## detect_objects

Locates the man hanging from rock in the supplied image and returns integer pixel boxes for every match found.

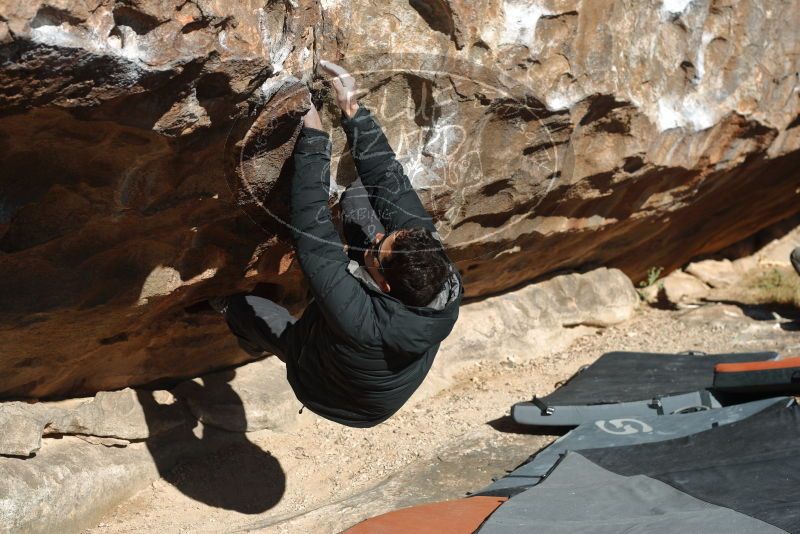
[211,60,463,427]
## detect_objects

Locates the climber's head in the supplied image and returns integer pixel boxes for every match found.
[364,227,450,306]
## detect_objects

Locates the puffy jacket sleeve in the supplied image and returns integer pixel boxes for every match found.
[340,105,438,234]
[291,126,374,343]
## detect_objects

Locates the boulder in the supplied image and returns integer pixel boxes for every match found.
[0,403,46,457]
[417,267,639,398]
[0,0,317,399]
[677,303,749,328]
[747,226,800,266]
[0,437,160,534]
[0,400,82,457]
[2,268,636,455]
[685,259,744,288]
[0,421,282,534]
[659,270,710,307]
[1,0,799,398]
[173,357,301,432]
[48,388,187,440]
[0,388,190,457]
[168,268,640,428]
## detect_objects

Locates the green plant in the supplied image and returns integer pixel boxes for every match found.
[754,268,785,291]
[638,266,664,288]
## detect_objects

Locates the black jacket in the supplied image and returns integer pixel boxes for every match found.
[286,104,463,427]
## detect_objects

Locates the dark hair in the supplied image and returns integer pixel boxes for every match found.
[382,227,449,307]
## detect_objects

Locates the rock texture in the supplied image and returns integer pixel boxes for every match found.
[643,220,800,308]
[0,437,161,534]
[0,403,47,457]
[415,266,639,400]
[0,0,317,398]
[1,0,799,398]
[0,388,188,457]
[171,266,639,427]
[686,258,745,288]
[173,357,300,432]
[0,423,286,534]
[0,266,637,533]
[659,270,710,306]
[258,429,535,534]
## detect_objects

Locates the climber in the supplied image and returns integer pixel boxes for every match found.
[211,60,463,428]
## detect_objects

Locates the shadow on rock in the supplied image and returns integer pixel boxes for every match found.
[136,372,285,514]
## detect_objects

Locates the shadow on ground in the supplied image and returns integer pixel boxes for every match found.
[486,415,569,437]
[136,372,285,514]
[705,300,800,333]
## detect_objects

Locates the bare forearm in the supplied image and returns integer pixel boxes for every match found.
[319,60,358,118]
[302,104,323,130]
[342,100,358,118]
[317,58,435,232]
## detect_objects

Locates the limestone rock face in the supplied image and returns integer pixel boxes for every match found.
[0,388,190,457]
[415,267,640,400]
[685,258,745,288]
[48,387,188,440]
[0,437,160,533]
[0,403,47,456]
[1,0,799,398]
[660,269,710,306]
[1,0,317,398]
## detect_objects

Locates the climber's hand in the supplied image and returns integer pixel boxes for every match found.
[318,60,359,118]
[302,104,322,130]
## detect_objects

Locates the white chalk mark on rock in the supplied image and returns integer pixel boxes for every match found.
[500,0,551,47]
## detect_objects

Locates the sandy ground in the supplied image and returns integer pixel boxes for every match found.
[84,302,800,534]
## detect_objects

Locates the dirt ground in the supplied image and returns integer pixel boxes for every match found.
[84,301,800,534]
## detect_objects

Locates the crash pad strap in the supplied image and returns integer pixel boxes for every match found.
[531,396,554,416]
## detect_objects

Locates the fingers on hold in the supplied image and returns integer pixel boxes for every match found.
[331,77,345,91]
[320,60,346,76]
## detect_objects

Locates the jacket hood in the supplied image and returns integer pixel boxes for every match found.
[348,261,463,354]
